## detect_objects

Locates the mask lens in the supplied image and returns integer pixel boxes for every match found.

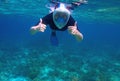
[54,13,67,23]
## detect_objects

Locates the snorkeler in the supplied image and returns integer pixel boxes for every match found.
[49,0,88,10]
[30,3,83,46]
[71,0,88,6]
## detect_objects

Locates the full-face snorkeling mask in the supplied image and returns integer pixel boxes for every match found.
[53,3,70,29]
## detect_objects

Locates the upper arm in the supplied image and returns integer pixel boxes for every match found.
[68,16,75,26]
[67,16,80,30]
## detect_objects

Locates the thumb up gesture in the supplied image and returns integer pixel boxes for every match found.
[68,22,78,35]
[38,19,46,32]
[68,22,83,41]
[30,19,46,35]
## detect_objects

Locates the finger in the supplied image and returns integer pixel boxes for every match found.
[40,28,45,32]
[74,21,77,26]
[31,26,36,30]
[43,24,46,27]
[68,26,73,30]
[43,26,46,30]
[72,30,76,35]
[40,18,42,23]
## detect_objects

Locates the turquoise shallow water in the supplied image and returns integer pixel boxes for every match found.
[0,0,120,81]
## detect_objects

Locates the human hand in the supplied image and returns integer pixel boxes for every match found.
[38,19,46,32]
[68,22,83,41]
[30,19,46,35]
[68,22,78,35]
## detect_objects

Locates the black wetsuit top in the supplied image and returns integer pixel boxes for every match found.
[41,12,75,31]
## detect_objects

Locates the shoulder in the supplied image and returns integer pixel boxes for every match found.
[69,15,75,21]
[68,15,75,25]
[42,13,53,24]
[43,12,53,18]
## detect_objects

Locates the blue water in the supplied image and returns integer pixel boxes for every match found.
[0,0,120,81]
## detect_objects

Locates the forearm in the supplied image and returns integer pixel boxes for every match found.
[68,22,83,41]
[74,30,83,41]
